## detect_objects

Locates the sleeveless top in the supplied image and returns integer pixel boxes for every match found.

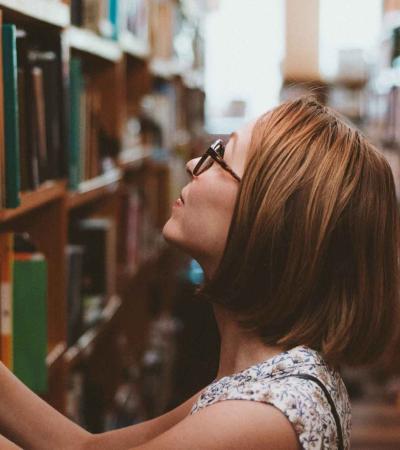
[189,345,351,450]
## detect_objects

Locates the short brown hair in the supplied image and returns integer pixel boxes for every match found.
[197,97,400,367]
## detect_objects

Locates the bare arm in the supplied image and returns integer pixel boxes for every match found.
[0,361,205,450]
[126,400,301,450]
[0,362,90,450]
[85,389,205,450]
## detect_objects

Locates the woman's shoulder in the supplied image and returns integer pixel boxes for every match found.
[190,345,351,449]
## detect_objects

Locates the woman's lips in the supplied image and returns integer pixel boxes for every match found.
[173,198,184,207]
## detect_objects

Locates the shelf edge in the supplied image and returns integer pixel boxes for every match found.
[0,0,70,27]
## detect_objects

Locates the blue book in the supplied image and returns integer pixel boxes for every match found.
[109,0,119,41]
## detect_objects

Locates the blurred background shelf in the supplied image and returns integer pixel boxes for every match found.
[65,26,122,62]
[0,0,69,28]
[119,31,150,61]
[118,148,150,171]
[46,342,67,370]
[149,58,183,80]
[67,169,122,210]
[64,295,122,370]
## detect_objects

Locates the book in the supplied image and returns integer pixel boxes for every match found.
[0,233,14,370]
[71,0,84,27]
[27,50,63,181]
[86,85,101,180]
[66,245,84,346]
[75,218,116,299]
[109,0,119,41]
[82,0,100,33]
[79,79,87,182]
[17,67,30,191]
[13,250,48,393]
[0,11,5,208]
[2,24,21,208]
[15,29,39,190]
[68,218,116,334]
[120,186,141,273]
[30,66,48,184]
[69,56,83,190]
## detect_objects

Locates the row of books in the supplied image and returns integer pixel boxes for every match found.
[0,17,121,208]
[68,185,162,347]
[366,85,400,148]
[70,0,204,67]
[71,0,148,43]
[0,16,67,208]
[0,232,48,393]
[118,183,163,275]
[69,56,115,190]
[67,217,116,346]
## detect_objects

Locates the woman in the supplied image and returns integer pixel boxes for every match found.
[0,97,398,449]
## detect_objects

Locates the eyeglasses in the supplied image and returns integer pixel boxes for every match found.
[192,139,241,182]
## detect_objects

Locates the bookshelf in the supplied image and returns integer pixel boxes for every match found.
[65,26,122,62]
[0,0,206,428]
[0,180,65,223]
[119,30,150,60]
[0,0,69,28]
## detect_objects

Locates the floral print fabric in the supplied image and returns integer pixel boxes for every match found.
[189,346,351,449]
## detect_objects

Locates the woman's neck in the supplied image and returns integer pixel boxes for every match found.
[212,303,284,381]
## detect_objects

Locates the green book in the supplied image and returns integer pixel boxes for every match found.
[13,254,47,393]
[2,24,20,208]
[69,56,83,190]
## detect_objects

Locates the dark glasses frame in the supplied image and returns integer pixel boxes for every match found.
[192,139,241,182]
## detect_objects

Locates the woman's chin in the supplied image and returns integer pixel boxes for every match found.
[162,220,182,247]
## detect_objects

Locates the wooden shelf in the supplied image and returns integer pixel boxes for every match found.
[67,168,122,210]
[0,0,70,28]
[46,341,67,370]
[182,69,204,90]
[64,295,122,369]
[65,26,123,62]
[119,32,150,60]
[119,147,150,171]
[0,180,66,225]
[149,58,183,80]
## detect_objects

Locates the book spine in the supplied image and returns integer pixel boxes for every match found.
[0,233,14,370]
[79,79,87,182]
[31,66,48,184]
[17,67,30,191]
[109,0,119,41]
[2,24,20,208]
[13,252,48,393]
[0,11,5,208]
[69,57,83,190]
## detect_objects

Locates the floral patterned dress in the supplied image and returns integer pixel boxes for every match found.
[189,345,351,449]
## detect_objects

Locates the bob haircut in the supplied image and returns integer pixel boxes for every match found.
[196,96,400,367]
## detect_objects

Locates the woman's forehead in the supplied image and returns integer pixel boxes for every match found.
[229,120,253,145]
[226,121,255,172]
